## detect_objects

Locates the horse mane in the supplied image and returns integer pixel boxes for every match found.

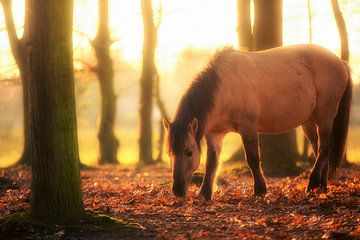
[168,47,234,155]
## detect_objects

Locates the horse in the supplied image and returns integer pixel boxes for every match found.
[163,44,353,200]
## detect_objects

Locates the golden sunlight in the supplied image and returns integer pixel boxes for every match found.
[0,0,360,167]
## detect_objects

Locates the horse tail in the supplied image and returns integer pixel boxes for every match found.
[330,61,353,175]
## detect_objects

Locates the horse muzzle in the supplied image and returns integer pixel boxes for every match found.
[172,181,187,198]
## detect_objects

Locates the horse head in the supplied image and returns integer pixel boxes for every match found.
[163,118,201,197]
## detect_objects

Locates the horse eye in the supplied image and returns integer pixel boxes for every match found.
[184,149,193,157]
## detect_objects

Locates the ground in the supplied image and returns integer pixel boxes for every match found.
[0,164,360,239]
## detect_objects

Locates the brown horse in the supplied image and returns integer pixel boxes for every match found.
[163,44,352,200]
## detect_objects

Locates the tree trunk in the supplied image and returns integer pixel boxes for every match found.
[28,0,84,223]
[139,0,156,164]
[301,0,312,163]
[307,0,313,44]
[331,0,350,167]
[237,0,253,51]
[1,0,31,165]
[331,0,349,61]
[227,0,253,164]
[253,0,300,176]
[154,70,168,162]
[93,0,119,165]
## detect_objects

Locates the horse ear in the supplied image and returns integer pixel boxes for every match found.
[189,118,198,135]
[163,118,170,132]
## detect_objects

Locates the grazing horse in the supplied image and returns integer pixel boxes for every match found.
[163,44,352,200]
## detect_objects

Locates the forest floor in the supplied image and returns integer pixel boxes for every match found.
[0,163,360,239]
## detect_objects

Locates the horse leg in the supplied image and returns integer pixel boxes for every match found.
[199,133,224,200]
[240,128,267,195]
[320,162,329,191]
[306,125,332,193]
[302,117,318,158]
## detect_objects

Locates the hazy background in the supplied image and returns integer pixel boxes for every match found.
[1,0,360,167]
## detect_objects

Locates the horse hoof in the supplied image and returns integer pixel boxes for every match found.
[254,183,267,196]
[319,185,328,193]
[198,190,212,200]
[254,189,267,196]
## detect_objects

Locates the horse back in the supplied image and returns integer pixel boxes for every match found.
[209,45,347,134]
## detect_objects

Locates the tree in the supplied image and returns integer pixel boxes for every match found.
[154,69,169,162]
[253,0,300,176]
[237,0,253,51]
[302,0,313,162]
[331,0,349,61]
[232,0,300,175]
[28,0,84,222]
[139,0,157,164]
[226,0,253,164]
[93,0,119,165]
[1,0,31,165]
[331,0,350,167]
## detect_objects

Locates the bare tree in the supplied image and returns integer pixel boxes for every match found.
[237,0,253,51]
[139,0,157,164]
[302,0,313,162]
[307,0,313,44]
[331,0,349,61]
[232,0,300,175]
[0,0,31,165]
[331,0,350,167]
[253,0,300,176]
[93,0,119,165]
[28,0,84,222]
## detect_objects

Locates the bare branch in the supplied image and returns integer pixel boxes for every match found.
[73,28,94,46]
[331,0,349,61]
[153,68,169,119]
[307,0,312,44]
[0,0,25,65]
[73,58,97,73]
[154,0,163,30]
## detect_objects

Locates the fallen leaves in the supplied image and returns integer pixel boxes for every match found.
[0,164,359,239]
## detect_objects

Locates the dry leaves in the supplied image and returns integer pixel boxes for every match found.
[0,164,359,239]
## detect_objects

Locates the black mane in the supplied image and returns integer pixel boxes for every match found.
[168,48,233,155]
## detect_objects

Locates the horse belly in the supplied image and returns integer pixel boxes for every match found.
[256,74,316,133]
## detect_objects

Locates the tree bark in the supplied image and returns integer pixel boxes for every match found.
[301,0,312,162]
[331,0,350,167]
[253,0,300,176]
[331,0,349,61]
[307,0,313,44]
[93,0,119,165]
[227,0,253,164]
[139,0,156,164]
[28,0,84,223]
[1,0,31,165]
[154,70,168,162]
[237,0,253,51]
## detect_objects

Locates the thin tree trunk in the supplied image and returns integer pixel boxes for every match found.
[28,0,84,222]
[139,0,156,164]
[93,0,119,165]
[1,0,31,165]
[227,0,253,164]
[253,0,300,176]
[302,0,312,162]
[307,0,313,44]
[237,0,253,51]
[154,70,168,162]
[331,0,349,61]
[331,0,350,167]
